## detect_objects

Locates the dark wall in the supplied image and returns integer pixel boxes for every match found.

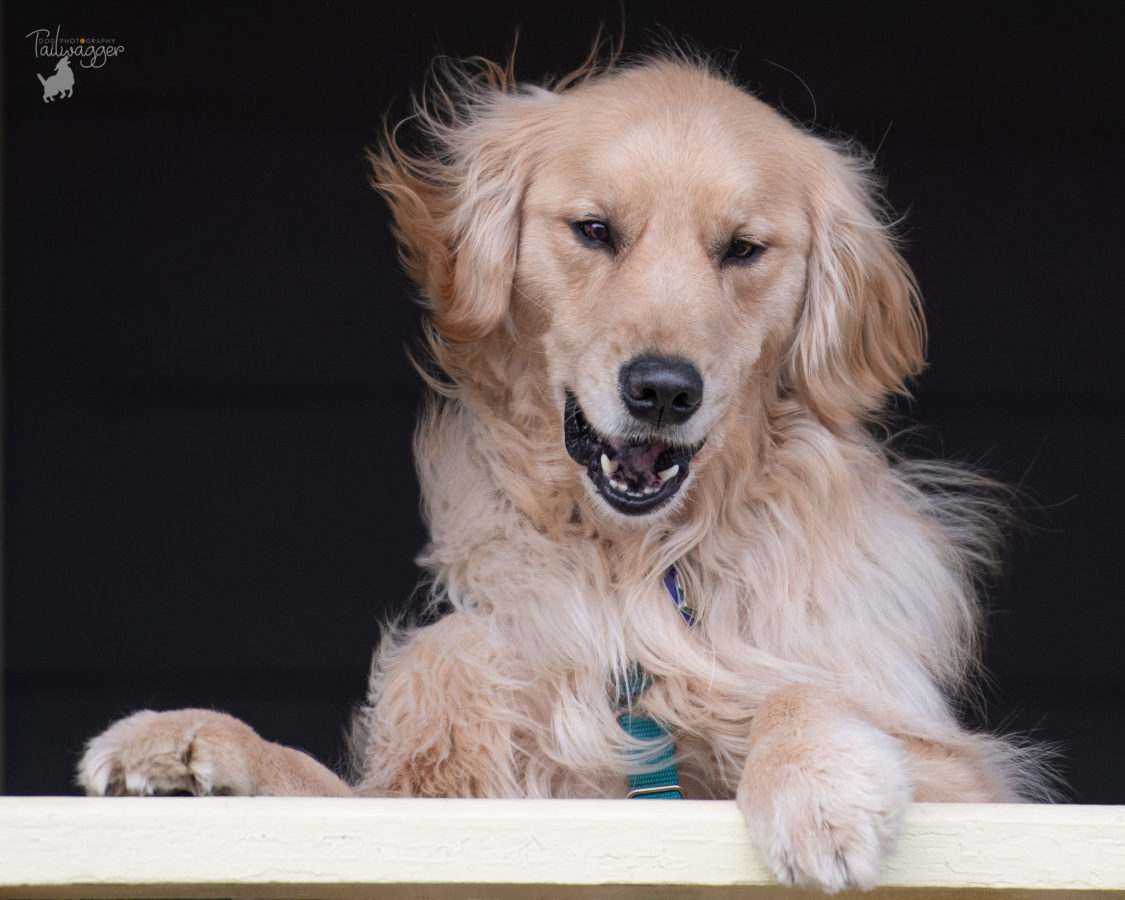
[4,2,1123,801]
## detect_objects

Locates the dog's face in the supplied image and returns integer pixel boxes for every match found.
[514,68,818,519]
[374,58,925,526]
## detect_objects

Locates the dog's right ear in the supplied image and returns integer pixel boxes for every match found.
[369,60,555,344]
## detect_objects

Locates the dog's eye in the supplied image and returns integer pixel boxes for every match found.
[574,219,614,249]
[724,238,762,264]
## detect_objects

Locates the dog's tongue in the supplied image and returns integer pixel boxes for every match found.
[611,440,665,474]
[604,437,671,488]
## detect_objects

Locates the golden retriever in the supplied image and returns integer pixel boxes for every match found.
[79,50,1042,892]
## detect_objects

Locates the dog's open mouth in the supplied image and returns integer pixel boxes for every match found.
[563,393,703,515]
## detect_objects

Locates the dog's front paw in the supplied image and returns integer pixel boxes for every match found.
[738,688,910,893]
[78,709,261,796]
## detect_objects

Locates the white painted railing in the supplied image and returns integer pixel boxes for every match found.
[1,797,1123,898]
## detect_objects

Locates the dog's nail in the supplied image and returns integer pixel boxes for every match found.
[658,464,680,482]
[600,453,620,475]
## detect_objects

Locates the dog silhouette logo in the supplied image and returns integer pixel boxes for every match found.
[37,55,74,102]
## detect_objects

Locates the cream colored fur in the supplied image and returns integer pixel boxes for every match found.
[79,52,1043,893]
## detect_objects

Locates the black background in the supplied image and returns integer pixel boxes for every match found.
[4,2,1124,802]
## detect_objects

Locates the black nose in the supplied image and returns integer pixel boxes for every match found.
[618,354,704,426]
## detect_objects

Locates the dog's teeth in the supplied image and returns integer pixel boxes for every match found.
[611,477,627,491]
[657,464,680,482]
[600,453,620,475]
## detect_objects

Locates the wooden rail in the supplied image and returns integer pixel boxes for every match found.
[1,797,1123,898]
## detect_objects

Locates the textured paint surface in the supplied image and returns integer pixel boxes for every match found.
[0,799,1123,898]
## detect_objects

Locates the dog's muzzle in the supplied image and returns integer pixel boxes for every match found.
[564,355,705,516]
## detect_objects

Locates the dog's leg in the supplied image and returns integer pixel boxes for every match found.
[737,683,910,893]
[78,708,354,797]
[354,614,536,798]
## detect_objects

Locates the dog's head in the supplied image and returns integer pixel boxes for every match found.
[372,55,923,524]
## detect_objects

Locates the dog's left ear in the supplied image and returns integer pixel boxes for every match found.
[370,64,554,344]
[785,144,926,427]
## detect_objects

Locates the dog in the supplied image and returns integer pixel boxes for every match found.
[38,56,75,102]
[79,49,1045,892]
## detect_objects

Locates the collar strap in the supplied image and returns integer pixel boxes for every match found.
[620,711,682,799]
[620,567,692,800]
[663,565,696,627]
